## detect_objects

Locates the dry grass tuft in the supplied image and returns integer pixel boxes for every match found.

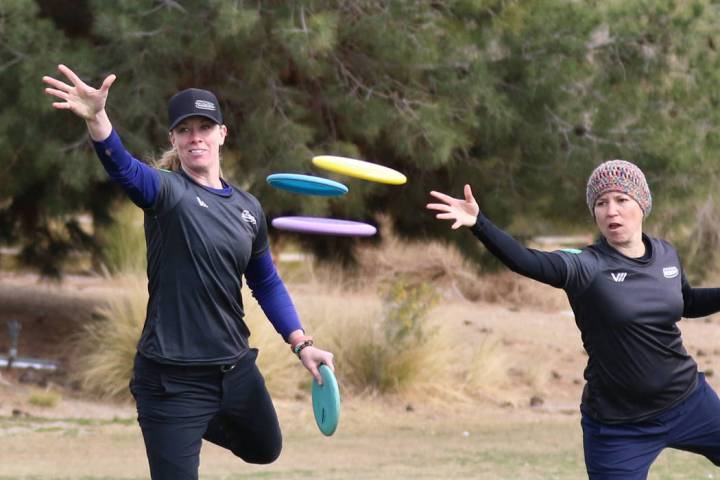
[245,279,467,401]
[71,276,146,400]
[67,274,550,406]
[242,296,305,398]
[244,281,453,399]
[97,201,146,276]
[353,216,475,292]
[467,272,569,312]
[27,388,61,408]
[462,335,511,397]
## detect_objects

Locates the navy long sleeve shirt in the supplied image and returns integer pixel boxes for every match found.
[471,213,720,423]
[92,130,301,362]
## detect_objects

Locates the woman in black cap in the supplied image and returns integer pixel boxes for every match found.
[427,162,720,480]
[43,64,334,479]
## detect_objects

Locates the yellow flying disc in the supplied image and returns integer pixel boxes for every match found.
[312,155,407,185]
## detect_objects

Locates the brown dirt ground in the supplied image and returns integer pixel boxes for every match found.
[3,269,720,419]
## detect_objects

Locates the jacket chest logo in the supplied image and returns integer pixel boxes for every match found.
[663,266,679,279]
[611,272,627,282]
[241,210,257,225]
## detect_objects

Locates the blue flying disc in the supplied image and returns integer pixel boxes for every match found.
[312,364,340,436]
[267,173,348,197]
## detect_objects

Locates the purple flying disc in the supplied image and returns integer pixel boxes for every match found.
[271,216,377,236]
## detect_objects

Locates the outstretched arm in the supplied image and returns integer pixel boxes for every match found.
[427,184,567,288]
[43,65,159,208]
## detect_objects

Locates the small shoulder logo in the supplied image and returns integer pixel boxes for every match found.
[663,266,679,279]
[196,196,209,208]
[611,272,627,282]
[241,210,257,225]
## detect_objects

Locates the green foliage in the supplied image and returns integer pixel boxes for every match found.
[2,0,720,275]
[381,279,439,346]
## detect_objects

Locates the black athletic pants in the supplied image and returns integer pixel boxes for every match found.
[129,349,282,479]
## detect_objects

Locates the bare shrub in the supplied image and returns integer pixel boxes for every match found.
[320,279,455,397]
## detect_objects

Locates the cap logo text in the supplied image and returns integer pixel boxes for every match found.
[195,100,216,111]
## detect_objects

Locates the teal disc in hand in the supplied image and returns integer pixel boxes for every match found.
[312,364,340,436]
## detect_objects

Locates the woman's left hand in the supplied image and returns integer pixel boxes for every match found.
[298,346,335,385]
[427,184,480,229]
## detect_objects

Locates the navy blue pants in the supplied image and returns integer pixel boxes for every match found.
[582,373,720,479]
[129,349,282,480]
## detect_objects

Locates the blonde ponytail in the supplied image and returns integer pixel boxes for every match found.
[154,148,182,172]
[152,148,224,178]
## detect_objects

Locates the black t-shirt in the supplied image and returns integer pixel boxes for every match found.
[471,214,720,423]
[137,170,269,365]
[559,235,697,422]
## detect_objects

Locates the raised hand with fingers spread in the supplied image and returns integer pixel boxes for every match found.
[42,64,116,140]
[426,184,480,229]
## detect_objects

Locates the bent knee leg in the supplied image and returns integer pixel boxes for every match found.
[230,429,282,464]
[237,442,282,464]
[205,414,282,464]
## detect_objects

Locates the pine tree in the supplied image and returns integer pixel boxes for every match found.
[1,1,719,275]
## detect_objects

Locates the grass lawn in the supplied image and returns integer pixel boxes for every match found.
[1,399,718,479]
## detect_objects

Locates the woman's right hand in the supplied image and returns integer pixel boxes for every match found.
[42,64,116,122]
[426,184,481,229]
[43,64,116,140]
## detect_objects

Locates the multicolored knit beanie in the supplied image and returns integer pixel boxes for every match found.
[586,160,652,217]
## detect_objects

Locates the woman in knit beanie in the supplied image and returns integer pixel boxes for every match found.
[584,159,652,258]
[427,161,720,479]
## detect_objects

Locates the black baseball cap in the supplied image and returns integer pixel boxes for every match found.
[167,88,223,131]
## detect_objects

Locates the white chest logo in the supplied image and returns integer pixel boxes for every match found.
[611,272,627,282]
[241,210,257,225]
[196,196,209,208]
[663,266,679,279]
